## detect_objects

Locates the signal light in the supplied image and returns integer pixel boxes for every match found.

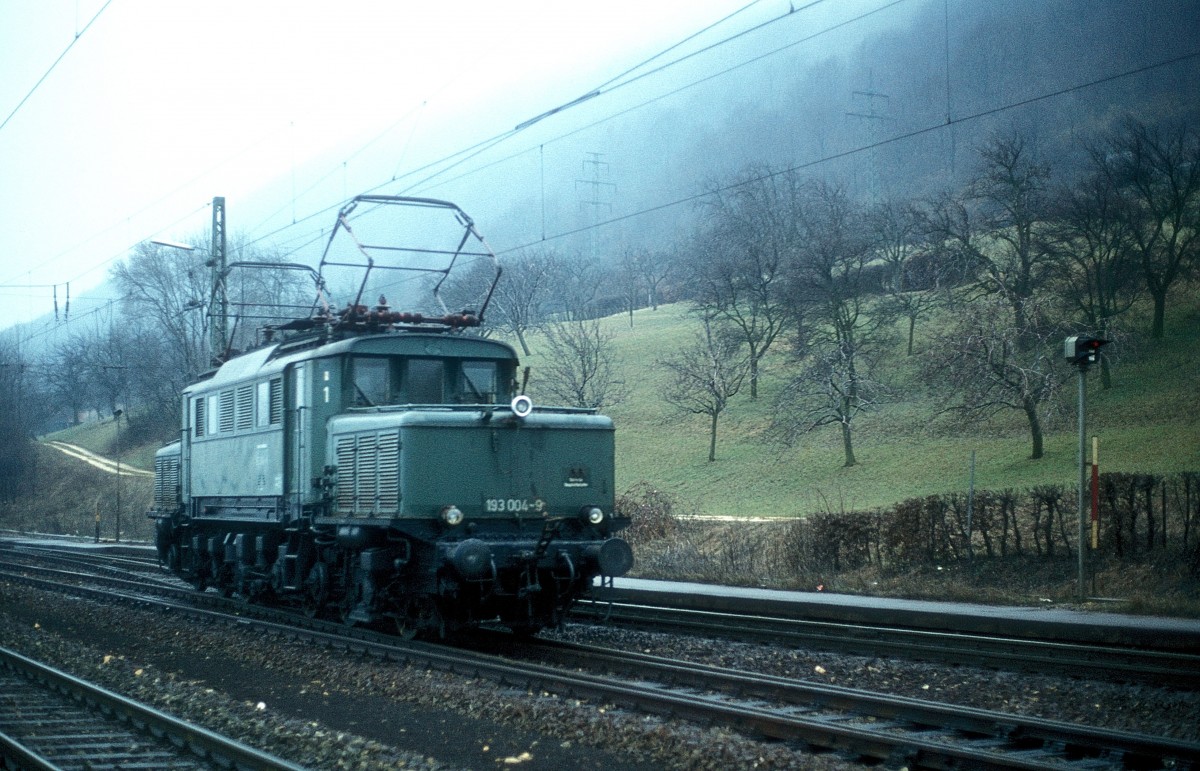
[1064,335,1109,366]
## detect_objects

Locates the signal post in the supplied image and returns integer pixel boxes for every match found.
[1064,335,1108,601]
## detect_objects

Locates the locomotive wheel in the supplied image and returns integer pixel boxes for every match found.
[165,544,181,573]
[302,562,330,618]
[391,598,444,641]
[213,560,234,598]
[391,614,419,641]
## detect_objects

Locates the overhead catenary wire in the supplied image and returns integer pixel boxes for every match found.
[5,2,1196,337]
[0,0,114,134]
[0,1,875,300]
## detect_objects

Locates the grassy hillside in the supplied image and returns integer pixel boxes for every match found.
[32,292,1199,529]
[520,296,1200,518]
[3,442,154,542]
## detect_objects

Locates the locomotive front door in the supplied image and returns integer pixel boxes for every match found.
[287,363,308,508]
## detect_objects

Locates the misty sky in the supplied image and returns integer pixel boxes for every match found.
[2,0,1195,344]
[0,0,784,333]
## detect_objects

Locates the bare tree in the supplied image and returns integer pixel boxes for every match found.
[778,180,877,467]
[612,251,644,327]
[487,249,558,355]
[0,340,40,502]
[916,133,1066,460]
[76,322,134,418]
[1095,118,1200,339]
[626,247,674,311]
[551,251,605,320]
[111,241,211,377]
[691,165,798,399]
[658,315,749,462]
[768,342,884,468]
[922,295,1065,460]
[867,199,944,356]
[1048,167,1140,389]
[42,333,95,426]
[535,318,626,409]
[922,132,1057,344]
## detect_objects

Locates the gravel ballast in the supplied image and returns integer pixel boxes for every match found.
[1,580,1197,769]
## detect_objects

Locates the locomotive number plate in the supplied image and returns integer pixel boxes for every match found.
[484,498,546,514]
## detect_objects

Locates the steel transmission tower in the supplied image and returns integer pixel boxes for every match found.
[576,152,614,262]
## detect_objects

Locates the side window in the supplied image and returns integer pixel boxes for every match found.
[256,381,271,427]
[351,357,390,406]
[207,394,220,436]
[459,361,498,404]
[406,359,444,403]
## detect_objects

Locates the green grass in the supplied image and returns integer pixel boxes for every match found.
[42,293,1200,522]
[45,418,159,472]
[522,295,1200,518]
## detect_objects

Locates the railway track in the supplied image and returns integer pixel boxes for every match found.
[3,548,1198,769]
[478,633,1200,770]
[9,539,1199,692]
[570,599,1200,688]
[0,646,303,771]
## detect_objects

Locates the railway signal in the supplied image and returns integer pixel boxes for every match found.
[1065,334,1109,600]
[1064,335,1108,367]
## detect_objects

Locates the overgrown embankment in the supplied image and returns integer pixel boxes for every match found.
[0,442,153,542]
[619,475,1200,614]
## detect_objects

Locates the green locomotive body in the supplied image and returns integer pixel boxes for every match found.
[149,197,631,637]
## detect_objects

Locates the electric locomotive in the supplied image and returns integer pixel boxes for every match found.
[148,196,632,637]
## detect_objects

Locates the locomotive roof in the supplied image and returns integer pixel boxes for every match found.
[188,331,518,393]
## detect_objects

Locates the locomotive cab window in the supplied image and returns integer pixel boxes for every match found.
[350,356,391,406]
[457,360,501,404]
[405,358,444,403]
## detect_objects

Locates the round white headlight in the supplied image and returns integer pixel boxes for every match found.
[585,506,604,525]
[511,394,533,418]
[441,505,464,526]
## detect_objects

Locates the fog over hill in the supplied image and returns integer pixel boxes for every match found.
[5,0,1197,356]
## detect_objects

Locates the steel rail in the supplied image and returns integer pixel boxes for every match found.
[4,565,1198,769]
[0,646,306,771]
[570,600,1200,688]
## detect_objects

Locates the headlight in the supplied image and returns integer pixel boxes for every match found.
[582,506,604,525]
[441,505,464,526]
[511,394,533,417]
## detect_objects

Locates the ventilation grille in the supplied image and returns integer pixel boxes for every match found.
[218,390,235,433]
[235,385,254,430]
[334,430,401,516]
[154,454,181,509]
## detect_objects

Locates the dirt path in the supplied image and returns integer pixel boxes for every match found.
[43,440,153,477]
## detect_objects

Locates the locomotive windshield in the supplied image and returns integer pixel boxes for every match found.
[459,360,499,403]
[348,355,508,406]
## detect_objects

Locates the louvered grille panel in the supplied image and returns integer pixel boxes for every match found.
[333,431,401,517]
[268,378,283,424]
[154,455,180,508]
[335,437,357,513]
[218,390,235,433]
[194,399,205,437]
[356,434,378,515]
[376,431,400,513]
[235,385,254,430]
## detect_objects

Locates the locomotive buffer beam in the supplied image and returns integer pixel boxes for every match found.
[516,518,568,599]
